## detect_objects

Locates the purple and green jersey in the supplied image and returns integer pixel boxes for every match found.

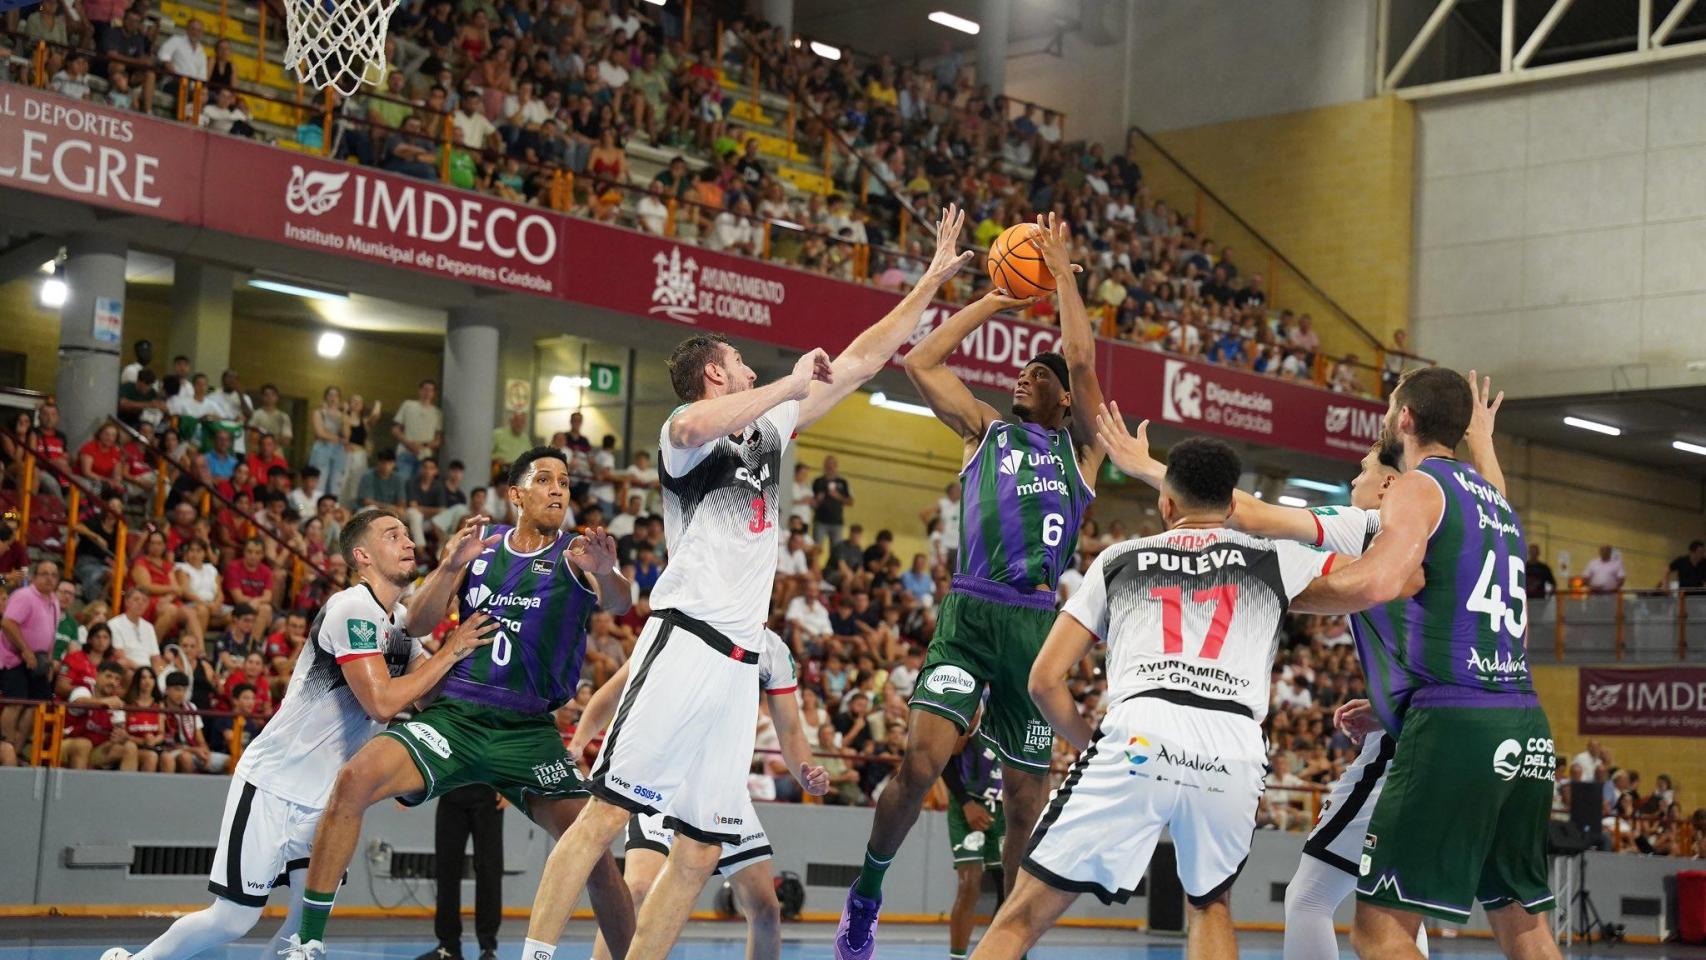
[1357,457,1537,735]
[957,421,1093,598]
[451,526,598,714]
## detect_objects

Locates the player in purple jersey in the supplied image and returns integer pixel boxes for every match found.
[837,214,1105,959]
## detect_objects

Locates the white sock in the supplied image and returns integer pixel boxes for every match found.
[135,899,262,960]
[260,870,309,960]
[1283,855,1356,960]
[522,939,556,960]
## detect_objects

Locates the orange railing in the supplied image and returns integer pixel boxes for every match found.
[1538,586,1706,662]
[2,697,266,769]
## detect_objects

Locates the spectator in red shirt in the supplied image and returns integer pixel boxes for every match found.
[61,661,137,770]
[129,529,202,644]
[124,665,167,773]
[164,501,199,556]
[263,609,307,681]
[0,521,28,590]
[224,538,274,623]
[245,433,288,485]
[214,489,257,560]
[57,621,114,699]
[222,650,273,717]
[33,402,73,499]
[122,421,160,494]
[216,460,256,503]
[77,421,126,495]
[159,669,226,775]
[2,410,64,502]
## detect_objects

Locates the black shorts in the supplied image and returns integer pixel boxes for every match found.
[0,664,51,701]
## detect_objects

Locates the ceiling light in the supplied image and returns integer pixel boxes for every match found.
[1674,439,1706,457]
[1277,494,1308,508]
[38,259,55,274]
[928,11,980,34]
[641,0,666,6]
[550,375,591,396]
[870,391,933,417]
[249,277,349,302]
[1563,416,1621,437]
[1286,478,1343,494]
[809,41,841,60]
[316,332,346,358]
[39,277,67,308]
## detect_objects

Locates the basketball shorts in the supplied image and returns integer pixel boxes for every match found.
[381,697,588,813]
[911,579,1058,772]
[1024,692,1265,906]
[624,802,773,877]
[589,609,761,845]
[946,796,1005,868]
[1303,730,1396,876]
[1356,703,1556,922]
[208,777,320,908]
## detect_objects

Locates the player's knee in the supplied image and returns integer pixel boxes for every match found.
[209,899,264,939]
[625,875,654,907]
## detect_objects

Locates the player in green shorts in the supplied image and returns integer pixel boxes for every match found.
[1300,368,1561,960]
[945,718,1005,960]
[283,449,636,960]
[838,215,1105,959]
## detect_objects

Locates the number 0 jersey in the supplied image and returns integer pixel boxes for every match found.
[1063,528,1335,721]
[958,421,1093,593]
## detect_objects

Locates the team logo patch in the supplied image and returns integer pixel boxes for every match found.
[471,559,487,575]
[923,666,976,696]
[347,619,379,651]
[1492,739,1523,781]
[999,448,1024,477]
[405,722,452,759]
[1359,854,1372,876]
[1123,735,1151,768]
[532,558,555,575]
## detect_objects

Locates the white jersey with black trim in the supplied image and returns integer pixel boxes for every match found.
[758,627,798,695]
[1308,505,1381,558]
[649,399,799,638]
[1063,527,1335,721]
[235,583,422,808]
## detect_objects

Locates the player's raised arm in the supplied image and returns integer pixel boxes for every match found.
[342,612,497,723]
[669,348,833,449]
[567,660,628,765]
[1464,369,1506,497]
[1033,214,1104,478]
[767,688,829,796]
[1095,401,1320,544]
[405,514,499,636]
[566,528,632,616]
[1292,471,1443,614]
[796,204,977,430]
[904,290,1036,441]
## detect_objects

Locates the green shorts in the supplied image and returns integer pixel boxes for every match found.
[381,697,588,813]
[947,797,1005,868]
[910,585,1057,771]
[1356,703,1557,923]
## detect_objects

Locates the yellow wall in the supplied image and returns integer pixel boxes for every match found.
[1533,664,1702,810]
[1130,96,1415,359]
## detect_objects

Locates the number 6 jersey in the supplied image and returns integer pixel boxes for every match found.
[958,421,1093,592]
[1063,527,1335,721]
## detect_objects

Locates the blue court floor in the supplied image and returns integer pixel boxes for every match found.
[1,919,1699,959]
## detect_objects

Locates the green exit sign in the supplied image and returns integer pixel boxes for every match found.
[589,362,621,395]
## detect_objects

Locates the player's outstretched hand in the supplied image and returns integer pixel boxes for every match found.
[799,761,830,797]
[442,514,499,568]
[981,287,1043,312]
[566,527,619,575]
[1093,401,1152,476]
[1466,368,1503,445]
[1333,697,1381,746]
[445,612,499,660]
[788,347,833,399]
[567,731,596,775]
[922,203,976,286]
[1032,211,1083,281]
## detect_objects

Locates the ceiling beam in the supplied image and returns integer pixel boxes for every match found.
[1385,0,1461,91]
[1515,0,1577,69]
[1655,0,1700,45]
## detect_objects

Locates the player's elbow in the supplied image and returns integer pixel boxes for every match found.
[1026,666,1059,705]
[602,592,633,616]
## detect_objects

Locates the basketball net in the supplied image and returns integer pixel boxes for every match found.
[284,0,401,96]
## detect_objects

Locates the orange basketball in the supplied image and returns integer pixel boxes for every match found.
[986,223,1057,300]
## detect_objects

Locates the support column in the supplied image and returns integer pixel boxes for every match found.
[169,260,235,377]
[443,306,501,484]
[760,0,793,38]
[977,0,1010,95]
[56,233,127,446]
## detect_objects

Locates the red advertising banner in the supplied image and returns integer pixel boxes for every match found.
[0,85,203,222]
[1579,666,1706,737]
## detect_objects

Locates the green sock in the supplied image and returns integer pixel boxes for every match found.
[297,888,337,943]
[853,847,893,899]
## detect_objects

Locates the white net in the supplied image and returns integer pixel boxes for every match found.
[284,0,402,96]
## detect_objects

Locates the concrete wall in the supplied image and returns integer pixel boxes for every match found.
[0,768,1687,941]
[1411,60,1706,398]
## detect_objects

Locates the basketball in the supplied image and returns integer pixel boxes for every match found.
[986,223,1056,300]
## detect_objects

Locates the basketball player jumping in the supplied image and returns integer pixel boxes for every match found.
[103,508,497,960]
[836,214,1103,959]
[282,448,638,960]
[1279,367,1560,960]
[520,206,975,960]
[1093,371,1507,959]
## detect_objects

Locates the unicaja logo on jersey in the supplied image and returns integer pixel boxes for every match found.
[1161,360,1203,422]
[1492,739,1523,781]
[998,449,1024,477]
[466,584,494,608]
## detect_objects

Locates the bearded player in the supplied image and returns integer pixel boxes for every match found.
[836,214,1104,959]
[281,448,637,960]
[1094,372,1507,959]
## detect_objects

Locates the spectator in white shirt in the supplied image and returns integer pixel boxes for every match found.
[777,531,810,579]
[621,451,660,514]
[636,179,670,235]
[710,198,758,255]
[108,589,164,673]
[199,85,254,137]
[607,494,645,539]
[452,95,501,153]
[157,18,208,82]
[1272,667,1313,711]
[1104,191,1137,226]
[1582,546,1626,594]
[595,46,630,88]
[785,586,832,642]
[51,52,93,100]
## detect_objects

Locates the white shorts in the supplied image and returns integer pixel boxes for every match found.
[590,610,762,844]
[1303,729,1394,875]
[1024,694,1266,906]
[208,776,321,907]
[625,802,773,877]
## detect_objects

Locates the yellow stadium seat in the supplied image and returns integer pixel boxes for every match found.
[729,99,772,126]
[778,166,831,195]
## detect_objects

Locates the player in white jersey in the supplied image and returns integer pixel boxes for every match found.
[1091,374,1506,960]
[102,508,497,960]
[577,629,827,960]
[522,206,974,960]
[969,438,1339,960]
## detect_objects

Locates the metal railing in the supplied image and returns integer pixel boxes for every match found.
[1535,588,1706,663]
[1,696,266,769]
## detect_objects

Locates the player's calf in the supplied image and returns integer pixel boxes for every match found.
[1485,903,1562,960]
[1185,894,1237,960]
[1351,903,1427,960]
[967,870,1074,960]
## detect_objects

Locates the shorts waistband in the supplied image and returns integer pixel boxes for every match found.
[1120,687,1254,720]
[655,608,759,664]
[1409,685,1540,711]
[441,677,552,715]
[950,575,1059,611]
